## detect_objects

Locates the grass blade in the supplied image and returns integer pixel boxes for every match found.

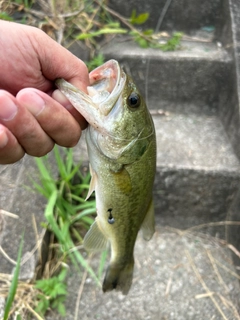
[3,234,24,320]
[35,157,56,195]
[70,248,100,286]
[54,146,67,179]
[98,250,108,279]
[44,190,65,243]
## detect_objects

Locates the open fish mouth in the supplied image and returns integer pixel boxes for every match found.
[55,60,126,120]
[87,59,126,116]
[88,60,121,99]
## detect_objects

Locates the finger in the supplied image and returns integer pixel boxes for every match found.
[0,90,54,157]
[0,124,25,164]
[16,88,82,146]
[52,89,88,130]
[32,28,90,92]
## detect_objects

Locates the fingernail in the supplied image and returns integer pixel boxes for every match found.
[0,94,18,121]
[22,91,45,116]
[0,125,8,148]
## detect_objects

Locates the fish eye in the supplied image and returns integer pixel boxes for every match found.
[127,92,141,109]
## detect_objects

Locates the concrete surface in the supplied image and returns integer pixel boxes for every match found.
[0,157,46,276]
[47,224,240,320]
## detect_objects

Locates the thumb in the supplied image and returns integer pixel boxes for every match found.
[34,30,90,92]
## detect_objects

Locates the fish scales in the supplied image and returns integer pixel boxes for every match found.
[56,59,156,295]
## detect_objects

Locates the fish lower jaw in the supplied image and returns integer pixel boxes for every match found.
[102,261,134,295]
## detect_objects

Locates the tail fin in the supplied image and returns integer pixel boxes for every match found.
[102,261,134,295]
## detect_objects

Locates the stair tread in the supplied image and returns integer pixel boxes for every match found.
[153,111,240,171]
[102,36,231,62]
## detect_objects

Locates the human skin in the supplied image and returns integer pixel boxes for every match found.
[0,20,90,164]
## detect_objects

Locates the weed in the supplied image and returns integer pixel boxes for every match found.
[130,9,149,25]
[26,146,103,317]
[3,0,183,53]
[159,32,183,51]
[34,268,68,317]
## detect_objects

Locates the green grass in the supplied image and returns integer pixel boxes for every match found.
[3,234,24,320]
[29,146,103,317]
[32,147,100,281]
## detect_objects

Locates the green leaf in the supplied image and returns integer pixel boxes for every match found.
[136,37,149,48]
[76,28,127,40]
[143,29,153,36]
[104,22,120,28]
[58,268,68,282]
[57,303,66,316]
[35,280,46,291]
[4,234,24,320]
[159,32,183,51]
[55,286,67,296]
[130,11,149,25]
[0,12,13,21]
[35,294,49,315]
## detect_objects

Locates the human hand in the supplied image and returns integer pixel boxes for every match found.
[0,20,90,164]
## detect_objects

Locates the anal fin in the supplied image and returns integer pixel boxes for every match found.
[83,220,108,252]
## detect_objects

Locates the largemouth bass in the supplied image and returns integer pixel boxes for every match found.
[56,59,156,295]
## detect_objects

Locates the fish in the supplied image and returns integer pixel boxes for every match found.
[55,59,156,295]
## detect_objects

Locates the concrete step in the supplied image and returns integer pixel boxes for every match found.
[153,111,239,170]
[152,110,240,232]
[102,38,232,110]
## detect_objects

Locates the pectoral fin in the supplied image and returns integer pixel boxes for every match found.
[83,220,108,252]
[85,164,97,200]
[141,198,155,241]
